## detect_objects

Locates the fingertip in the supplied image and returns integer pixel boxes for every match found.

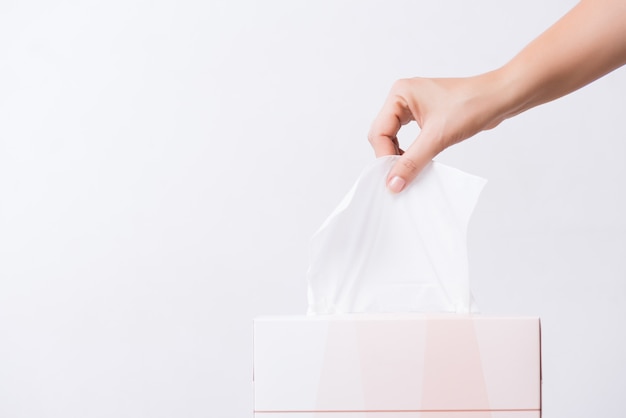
[387,175,406,193]
[386,154,424,193]
[369,135,399,157]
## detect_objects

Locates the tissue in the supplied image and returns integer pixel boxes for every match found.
[307,156,486,314]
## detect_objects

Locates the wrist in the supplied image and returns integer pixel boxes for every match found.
[457,70,513,133]
[470,68,528,130]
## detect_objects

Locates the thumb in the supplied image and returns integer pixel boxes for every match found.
[386,130,441,193]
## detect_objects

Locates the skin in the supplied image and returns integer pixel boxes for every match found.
[369,0,626,193]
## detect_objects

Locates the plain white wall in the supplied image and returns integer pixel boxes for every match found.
[1,1,624,417]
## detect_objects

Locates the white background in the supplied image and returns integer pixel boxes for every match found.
[1,1,625,417]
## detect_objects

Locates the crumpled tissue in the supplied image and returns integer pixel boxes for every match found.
[307,156,486,314]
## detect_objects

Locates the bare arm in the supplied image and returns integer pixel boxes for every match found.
[369,0,626,193]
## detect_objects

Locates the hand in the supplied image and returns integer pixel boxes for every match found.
[368,75,506,193]
[368,0,626,194]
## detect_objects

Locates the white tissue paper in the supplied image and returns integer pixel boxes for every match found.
[307,156,486,314]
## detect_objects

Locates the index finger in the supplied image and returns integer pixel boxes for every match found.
[368,95,414,157]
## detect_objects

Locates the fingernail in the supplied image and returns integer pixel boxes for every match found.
[388,176,405,193]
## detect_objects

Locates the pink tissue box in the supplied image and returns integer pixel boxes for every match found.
[253,314,541,418]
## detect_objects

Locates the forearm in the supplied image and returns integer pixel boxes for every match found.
[496,0,626,120]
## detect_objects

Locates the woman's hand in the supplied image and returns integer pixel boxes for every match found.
[370,0,626,193]
[368,74,507,193]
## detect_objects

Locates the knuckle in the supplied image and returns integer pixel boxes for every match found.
[391,78,409,93]
[400,157,419,173]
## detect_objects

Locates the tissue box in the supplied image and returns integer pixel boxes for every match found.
[253,315,541,418]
